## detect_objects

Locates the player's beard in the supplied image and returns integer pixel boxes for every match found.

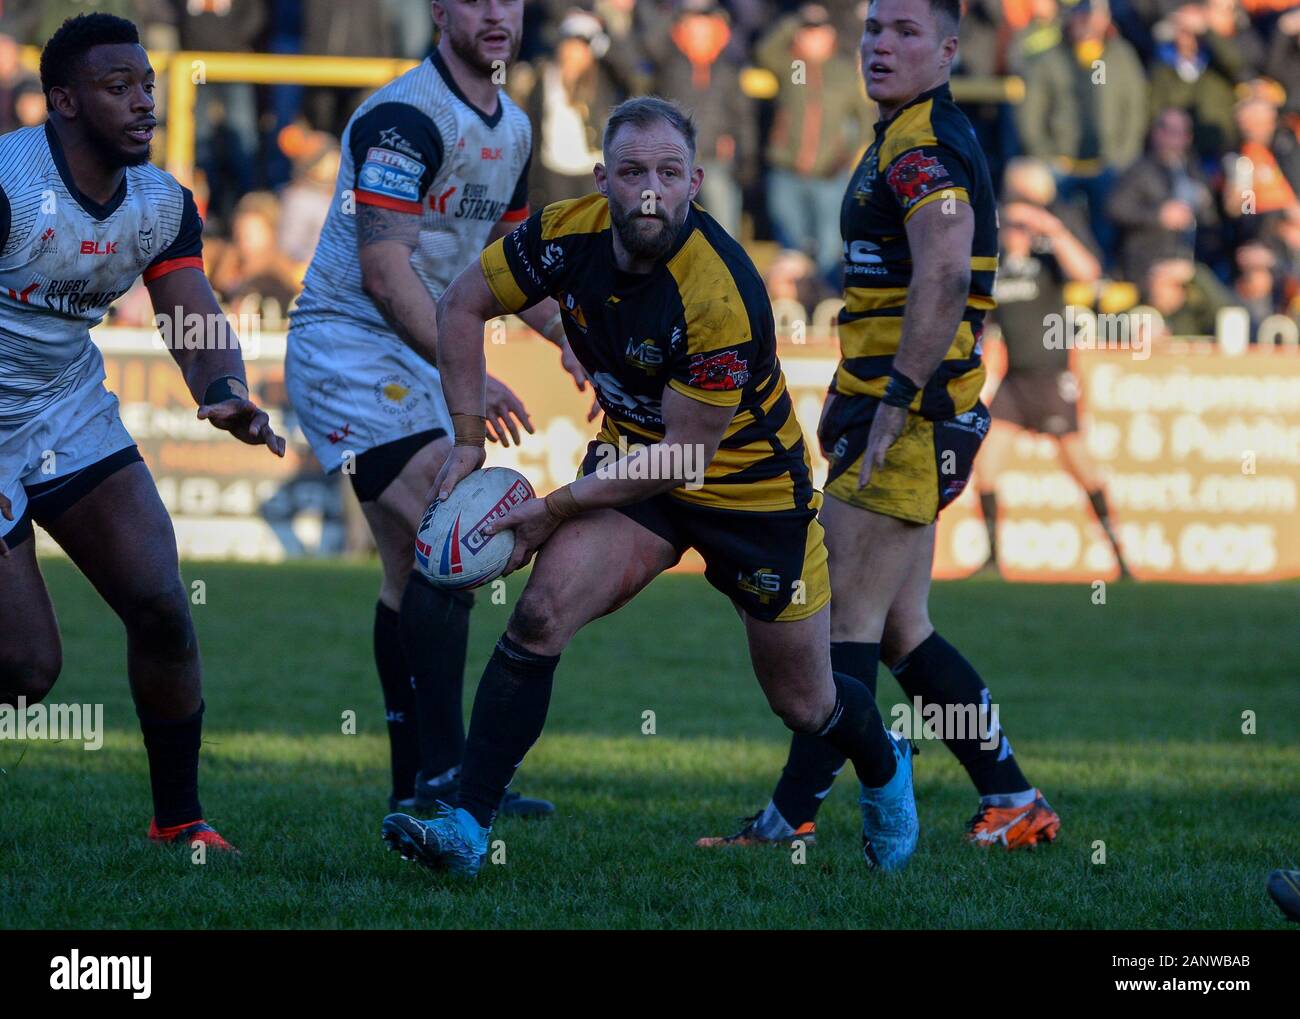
[85,119,151,168]
[446,21,520,77]
[609,196,687,264]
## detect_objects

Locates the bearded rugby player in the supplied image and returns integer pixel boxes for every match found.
[381,96,920,877]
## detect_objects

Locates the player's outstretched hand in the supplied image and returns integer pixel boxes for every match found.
[431,444,485,504]
[859,402,907,490]
[198,397,287,457]
[0,490,12,558]
[483,497,558,575]
[486,375,534,448]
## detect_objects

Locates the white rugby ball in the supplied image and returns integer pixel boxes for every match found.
[414,467,536,590]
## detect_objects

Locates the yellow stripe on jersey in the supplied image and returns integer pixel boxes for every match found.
[970,256,1000,272]
[540,197,611,239]
[481,240,528,313]
[902,186,969,221]
[667,376,742,407]
[876,100,938,168]
[844,286,910,313]
[666,230,753,357]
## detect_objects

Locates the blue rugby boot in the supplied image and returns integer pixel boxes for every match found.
[382,803,489,877]
[859,731,919,871]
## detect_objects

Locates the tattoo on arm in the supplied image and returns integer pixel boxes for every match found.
[357,204,421,248]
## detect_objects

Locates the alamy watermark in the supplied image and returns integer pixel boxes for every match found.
[0,697,103,750]
[589,437,707,490]
[889,696,1000,750]
[152,306,262,360]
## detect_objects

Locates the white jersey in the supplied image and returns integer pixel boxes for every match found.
[0,122,203,431]
[292,50,533,331]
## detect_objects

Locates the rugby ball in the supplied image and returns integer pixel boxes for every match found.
[414,467,536,590]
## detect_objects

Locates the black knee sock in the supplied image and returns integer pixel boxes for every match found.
[138,701,204,828]
[1087,488,1126,564]
[815,671,897,789]
[891,631,1029,797]
[457,634,559,829]
[770,643,867,826]
[979,491,999,562]
[399,573,472,784]
[374,601,419,800]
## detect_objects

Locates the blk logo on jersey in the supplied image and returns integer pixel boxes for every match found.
[80,240,118,255]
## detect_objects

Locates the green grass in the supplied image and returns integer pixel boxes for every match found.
[1,560,1296,929]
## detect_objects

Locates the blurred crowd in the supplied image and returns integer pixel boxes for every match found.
[3,0,1299,340]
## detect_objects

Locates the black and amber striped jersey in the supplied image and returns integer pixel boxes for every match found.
[480,193,814,513]
[835,82,998,419]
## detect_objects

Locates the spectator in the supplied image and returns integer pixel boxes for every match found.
[1147,0,1263,162]
[1016,0,1148,259]
[210,191,301,315]
[1143,257,1233,337]
[756,3,872,280]
[1223,95,1299,238]
[0,29,38,135]
[12,79,44,128]
[1007,0,1064,76]
[526,9,628,207]
[1264,6,1300,117]
[173,0,269,233]
[276,128,340,266]
[1107,107,1222,283]
[1232,240,1282,333]
[642,0,757,238]
[762,247,836,317]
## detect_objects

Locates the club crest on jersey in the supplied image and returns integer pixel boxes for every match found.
[374,373,418,416]
[138,225,153,256]
[886,151,951,209]
[687,350,749,391]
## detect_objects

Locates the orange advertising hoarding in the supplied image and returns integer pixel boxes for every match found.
[55,328,1300,583]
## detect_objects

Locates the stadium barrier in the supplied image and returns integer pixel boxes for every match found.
[40,325,1299,584]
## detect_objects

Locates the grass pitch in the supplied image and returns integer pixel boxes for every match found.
[1,559,1296,929]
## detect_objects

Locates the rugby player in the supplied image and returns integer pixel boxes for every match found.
[0,14,285,852]
[287,0,582,818]
[696,0,1061,852]
[975,158,1131,580]
[381,96,919,877]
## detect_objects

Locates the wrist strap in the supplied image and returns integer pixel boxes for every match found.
[202,375,248,405]
[544,485,583,522]
[881,368,921,410]
[451,413,487,448]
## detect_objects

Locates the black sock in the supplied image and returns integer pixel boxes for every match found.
[892,631,1029,796]
[769,643,868,826]
[979,491,998,562]
[457,634,559,829]
[374,601,419,801]
[1087,488,1126,564]
[815,671,897,789]
[400,573,472,784]
[138,701,204,828]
